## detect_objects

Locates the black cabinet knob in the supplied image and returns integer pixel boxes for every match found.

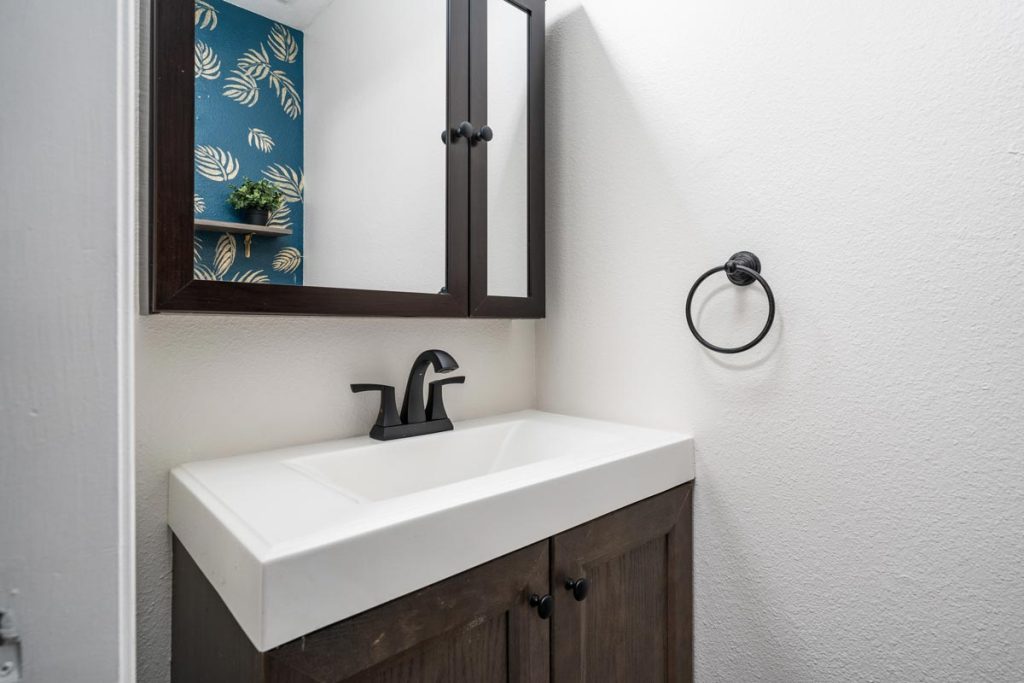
[472,125,494,144]
[441,121,475,144]
[565,577,589,602]
[529,593,553,619]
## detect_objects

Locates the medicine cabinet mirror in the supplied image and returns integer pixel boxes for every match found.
[150,0,543,317]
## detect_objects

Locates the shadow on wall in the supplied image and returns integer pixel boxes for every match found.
[543,4,783,424]
[694,480,807,683]
[544,2,1024,681]
[543,5,799,679]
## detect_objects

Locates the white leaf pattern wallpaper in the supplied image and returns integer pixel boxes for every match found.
[194,40,221,79]
[194,0,304,285]
[247,127,274,152]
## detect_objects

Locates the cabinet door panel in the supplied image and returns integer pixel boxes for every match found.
[266,541,550,683]
[468,0,546,318]
[344,612,509,683]
[551,484,693,683]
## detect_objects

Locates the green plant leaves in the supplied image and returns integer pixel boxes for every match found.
[227,178,284,211]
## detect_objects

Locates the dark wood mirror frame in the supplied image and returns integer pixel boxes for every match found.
[149,0,542,318]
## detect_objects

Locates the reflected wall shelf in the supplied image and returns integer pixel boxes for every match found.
[193,219,293,237]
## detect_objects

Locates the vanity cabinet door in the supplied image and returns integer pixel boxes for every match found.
[265,541,551,683]
[550,484,694,683]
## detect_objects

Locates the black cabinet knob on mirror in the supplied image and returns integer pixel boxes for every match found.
[565,577,590,602]
[529,593,554,619]
[442,121,476,144]
[472,125,494,144]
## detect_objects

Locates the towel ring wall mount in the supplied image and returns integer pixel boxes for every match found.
[685,251,776,354]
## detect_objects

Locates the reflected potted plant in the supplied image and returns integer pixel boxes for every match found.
[227,178,284,226]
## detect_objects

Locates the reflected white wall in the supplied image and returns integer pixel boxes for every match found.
[486,0,530,297]
[304,0,448,293]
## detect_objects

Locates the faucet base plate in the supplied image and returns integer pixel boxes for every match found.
[370,419,454,441]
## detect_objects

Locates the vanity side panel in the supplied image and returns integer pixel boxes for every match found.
[172,536,267,683]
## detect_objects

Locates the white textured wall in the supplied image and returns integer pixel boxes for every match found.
[135,315,535,681]
[136,1,1024,681]
[0,1,133,681]
[540,1,1024,681]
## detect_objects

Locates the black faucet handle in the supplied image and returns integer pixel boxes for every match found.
[351,384,402,427]
[426,376,465,422]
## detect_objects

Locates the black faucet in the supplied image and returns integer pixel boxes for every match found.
[351,350,465,441]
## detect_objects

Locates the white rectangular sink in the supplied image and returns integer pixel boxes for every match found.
[289,414,652,502]
[169,410,694,651]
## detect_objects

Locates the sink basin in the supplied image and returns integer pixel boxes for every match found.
[169,410,693,651]
[288,414,654,502]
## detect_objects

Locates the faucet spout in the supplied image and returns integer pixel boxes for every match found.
[400,349,459,424]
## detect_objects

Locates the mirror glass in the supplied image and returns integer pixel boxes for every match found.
[192,0,448,292]
[486,0,529,298]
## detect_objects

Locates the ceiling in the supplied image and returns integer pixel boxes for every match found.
[231,0,336,29]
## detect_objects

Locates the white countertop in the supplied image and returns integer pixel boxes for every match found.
[169,410,694,650]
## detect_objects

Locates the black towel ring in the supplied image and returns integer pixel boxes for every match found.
[685,251,775,354]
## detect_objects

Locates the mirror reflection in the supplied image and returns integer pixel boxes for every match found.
[192,0,448,292]
[486,0,530,298]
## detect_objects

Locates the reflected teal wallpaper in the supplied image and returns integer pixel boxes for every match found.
[193,0,304,285]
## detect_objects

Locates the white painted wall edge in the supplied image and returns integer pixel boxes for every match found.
[117,0,138,677]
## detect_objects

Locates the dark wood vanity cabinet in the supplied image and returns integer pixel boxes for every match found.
[172,484,693,683]
[266,541,551,683]
[551,485,693,681]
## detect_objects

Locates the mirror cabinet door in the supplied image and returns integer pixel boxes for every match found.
[152,0,469,315]
[469,0,544,317]
[151,0,543,317]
